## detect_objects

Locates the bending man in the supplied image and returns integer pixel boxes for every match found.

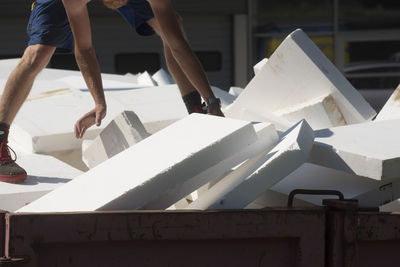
[0,0,106,183]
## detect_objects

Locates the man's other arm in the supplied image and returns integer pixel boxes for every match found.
[62,0,107,138]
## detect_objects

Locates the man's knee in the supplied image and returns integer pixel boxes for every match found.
[20,44,55,73]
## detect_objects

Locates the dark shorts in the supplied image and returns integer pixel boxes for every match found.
[27,0,73,53]
[117,0,155,36]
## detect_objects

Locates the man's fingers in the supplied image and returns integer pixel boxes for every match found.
[95,114,101,127]
[74,124,78,138]
[75,108,103,139]
[75,122,82,139]
[79,125,88,138]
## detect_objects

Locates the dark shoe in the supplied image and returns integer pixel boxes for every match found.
[0,141,27,183]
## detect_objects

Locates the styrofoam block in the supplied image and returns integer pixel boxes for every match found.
[59,74,188,133]
[0,58,21,79]
[169,198,191,210]
[138,71,157,86]
[47,148,89,172]
[9,91,125,153]
[0,58,20,66]
[82,111,150,169]
[36,68,81,81]
[309,119,400,180]
[380,199,400,212]
[354,178,400,208]
[165,170,228,210]
[82,139,93,154]
[271,163,381,206]
[143,121,279,209]
[253,58,268,75]
[1,79,71,98]
[186,120,314,210]
[211,86,237,110]
[225,106,292,132]
[101,72,140,84]
[10,83,190,153]
[3,66,138,86]
[375,85,400,121]
[273,94,346,129]
[0,141,82,212]
[56,75,144,92]
[226,29,376,125]
[228,86,244,97]
[152,69,174,85]
[245,189,315,209]
[67,80,186,134]
[105,85,188,123]
[142,119,178,135]
[58,77,186,134]
[17,114,258,212]
[185,168,315,210]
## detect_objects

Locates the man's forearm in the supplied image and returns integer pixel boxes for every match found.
[75,46,106,106]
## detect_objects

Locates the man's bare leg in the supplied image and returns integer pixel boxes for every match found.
[146,0,223,116]
[0,44,56,124]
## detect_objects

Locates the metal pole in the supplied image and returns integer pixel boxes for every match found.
[333,0,339,66]
[247,0,255,81]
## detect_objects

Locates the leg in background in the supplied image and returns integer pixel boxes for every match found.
[147,17,204,113]
[146,0,223,116]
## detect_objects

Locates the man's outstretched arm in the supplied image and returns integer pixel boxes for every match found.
[62,0,107,138]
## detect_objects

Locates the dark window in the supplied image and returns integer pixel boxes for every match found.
[115,53,160,74]
[344,40,400,90]
[348,76,400,90]
[48,54,79,71]
[195,51,222,72]
[339,0,400,31]
[348,41,400,62]
[255,0,333,26]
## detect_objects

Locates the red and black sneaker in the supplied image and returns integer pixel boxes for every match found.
[0,141,27,183]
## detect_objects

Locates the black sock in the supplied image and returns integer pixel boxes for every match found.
[182,91,203,114]
[0,122,9,142]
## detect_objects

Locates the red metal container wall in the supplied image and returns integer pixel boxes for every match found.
[0,210,5,258]
[327,211,400,267]
[5,209,326,267]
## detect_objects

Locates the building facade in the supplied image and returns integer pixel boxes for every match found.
[1,0,400,99]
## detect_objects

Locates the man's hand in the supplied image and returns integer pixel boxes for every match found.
[74,104,106,138]
[207,103,224,117]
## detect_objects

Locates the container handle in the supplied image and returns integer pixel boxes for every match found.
[287,189,344,207]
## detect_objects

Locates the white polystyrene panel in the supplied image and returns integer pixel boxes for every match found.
[309,119,400,180]
[187,120,314,210]
[18,114,257,212]
[0,142,82,212]
[226,29,375,124]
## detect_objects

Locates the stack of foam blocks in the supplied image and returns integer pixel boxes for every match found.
[1,29,399,213]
